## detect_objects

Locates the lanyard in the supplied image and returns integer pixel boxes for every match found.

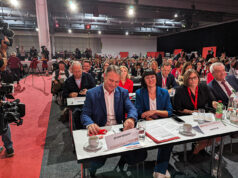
[187,86,198,110]
[162,77,167,88]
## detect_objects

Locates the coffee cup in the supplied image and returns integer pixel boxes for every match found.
[88,136,99,148]
[183,123,192,133]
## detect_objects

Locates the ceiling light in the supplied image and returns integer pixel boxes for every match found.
[174,13,178,18]
[68,29,72,33]
[98,30,102,35]
[35,28,39,32]
[10,0,20,8]
[125,31,129,36]
[68,1,78,12]
[128,6,135,17]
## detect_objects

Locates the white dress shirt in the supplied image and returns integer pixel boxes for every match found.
[75,78,82,89]
[149,98,157,111]
[103,85,117,126]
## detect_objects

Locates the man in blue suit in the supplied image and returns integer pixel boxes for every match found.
[81,65,140,177]
[208,62,237,106]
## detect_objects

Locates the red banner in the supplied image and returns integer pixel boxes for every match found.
[202,46,216,59]
[173,49,183,56]
[147,52,164,58]
[120,52,129,58]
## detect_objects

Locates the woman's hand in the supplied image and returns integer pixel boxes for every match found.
[141,110,157,119]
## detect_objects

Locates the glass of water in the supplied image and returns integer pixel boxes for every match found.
[198,109,205,124]
[137,119,146,141]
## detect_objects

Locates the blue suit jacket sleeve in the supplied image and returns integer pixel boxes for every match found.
[135,89,144,118]
[164,90,173,117]
[123,89,138,121]
[81,91,94,127]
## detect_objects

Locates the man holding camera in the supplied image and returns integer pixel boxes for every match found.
[0,56,14,157]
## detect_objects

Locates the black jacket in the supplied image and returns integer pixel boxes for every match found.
[157,72,178,89]
[62,72,96,98]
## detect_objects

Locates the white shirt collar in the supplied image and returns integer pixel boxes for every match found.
[103,84,115,95]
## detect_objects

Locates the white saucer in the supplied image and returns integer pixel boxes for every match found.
[83,142,103,152]
[179,129,196,137]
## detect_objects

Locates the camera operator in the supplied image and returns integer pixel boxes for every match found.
[0,56,14,157]
[30,46,38,59]
[41,46,49,60]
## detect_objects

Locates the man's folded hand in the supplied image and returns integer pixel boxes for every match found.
[88,123,100,135]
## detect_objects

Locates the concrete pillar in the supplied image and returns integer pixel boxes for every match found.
[35,0,51,59]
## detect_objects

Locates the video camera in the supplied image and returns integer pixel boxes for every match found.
[0,20,14,46]
[0,82,25,135]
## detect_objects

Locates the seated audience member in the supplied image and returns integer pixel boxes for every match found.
[150,60,160,74]
[81,65,146,177]
[174,69,217,115]
[157,62,178,93]
[135,69,173,178]
[229,60,238,76]
[97,61,109,84]
[171,61,183,80]
[195,61,203,76]
[208,62,238,106]
[82,60,96,79]
[142,60,149,70]
[119,66,133,93]
[206,62,214,84]
[174,69,218,155]
[51,61,70,95]
[167,58,174,69]
[131,63,143,76]
[178,62,193,85]
[62,61,95,99]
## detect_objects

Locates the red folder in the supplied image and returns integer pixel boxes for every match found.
[146,132,180,144]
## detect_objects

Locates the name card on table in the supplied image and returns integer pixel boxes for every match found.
[67,97,86,106]
[105,128,138,150]
[199,121,225,134]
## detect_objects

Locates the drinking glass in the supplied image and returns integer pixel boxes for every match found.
[137,119,146,141]
[198,109,205,124]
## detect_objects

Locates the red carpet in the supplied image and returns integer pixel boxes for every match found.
[0,75,53,178]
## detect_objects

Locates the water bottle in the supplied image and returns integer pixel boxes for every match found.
[215,100,223,120]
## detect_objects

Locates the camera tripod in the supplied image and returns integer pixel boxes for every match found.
[23,63,46,93]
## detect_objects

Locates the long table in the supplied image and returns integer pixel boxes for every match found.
[73,116,238,178]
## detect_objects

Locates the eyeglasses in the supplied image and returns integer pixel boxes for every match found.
[188,76,198,81]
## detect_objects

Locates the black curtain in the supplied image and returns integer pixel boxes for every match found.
[157,21,238,57]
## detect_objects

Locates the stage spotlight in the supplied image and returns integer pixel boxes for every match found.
[125,31,129,36]
[35,28,39,32]
[128,6,135,17]
[68,1,78,12]
[10,0,20,8]
[98,30,102,35]
[174,13,178,18]
[68,29,72,33]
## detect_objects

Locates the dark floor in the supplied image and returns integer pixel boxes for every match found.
[40,98,238,178]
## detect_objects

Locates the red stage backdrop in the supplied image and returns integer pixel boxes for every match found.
[147,52,165,58]
[202,46,217,59]
[173,49,183,56]
[120,52,129,58]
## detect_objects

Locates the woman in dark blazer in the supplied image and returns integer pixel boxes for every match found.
[135,69,173,178]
